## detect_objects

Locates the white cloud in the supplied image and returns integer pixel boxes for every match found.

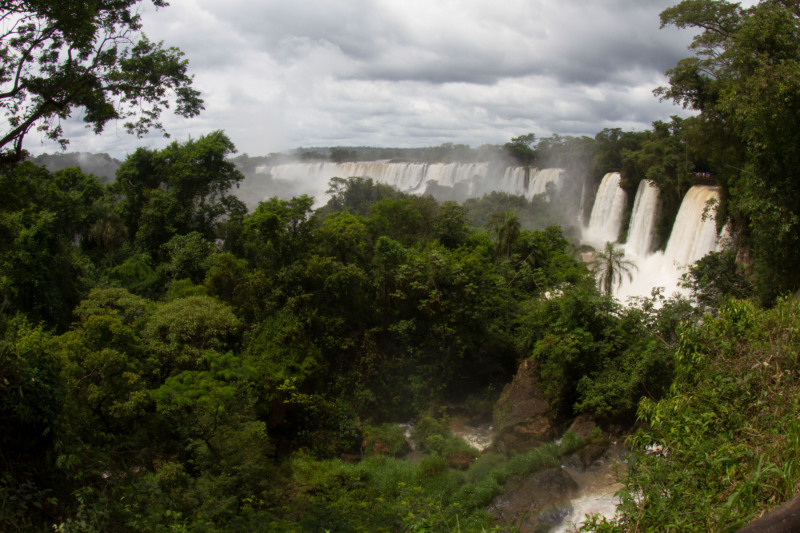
[23,0,701,158]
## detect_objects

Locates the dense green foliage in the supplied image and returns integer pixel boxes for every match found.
[6,0,800,531]
[0,141,695,530]
[588,297,800,532]
[654,0,800,302]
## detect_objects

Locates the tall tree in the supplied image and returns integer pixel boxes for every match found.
[0,0,203,160]
[659,0,800,301]
[590,241,637,296]
[112,130,245,259]
[504,133,537,166]
[487,211,521,259]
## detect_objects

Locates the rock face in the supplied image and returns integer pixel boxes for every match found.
[567,414,597,440]
[489,468,578,533]
[492,358,555,453]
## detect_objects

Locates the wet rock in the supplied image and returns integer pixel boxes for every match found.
[448,450,478,470]
[489,468,579,532]
[559,415,614,471]
[567,414,597,440]
[577,442,609,469]
[492,358,555,453]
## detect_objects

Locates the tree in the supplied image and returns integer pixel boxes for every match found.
[681,249,753,311]
[329,147,356,162]
[504,133,537,166]
[590,241,637,296]
[240,195,316,270]
[0,162,102,327]
[0,318,64,531]
[487,211,521,258]
[322,176,404,216]
[162,231,215,284]
[112,131,245,259]
[658,0,800,301]
[367,196,435,246]
[433,201,469,249]
[318,211,368,264]
[0,0,202,160]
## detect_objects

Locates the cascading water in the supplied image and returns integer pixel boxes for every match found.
[615,185,723,300]
[527,168,563,201]
[498,166,528,194]
[582,172,627,248]
[250,161,561,206]
[244,159,726,302]
[625,180,660,257]
[662,186,721,266]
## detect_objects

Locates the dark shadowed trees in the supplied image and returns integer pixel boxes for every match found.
[0,0,202,160]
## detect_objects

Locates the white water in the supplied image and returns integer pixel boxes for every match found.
[663,186,721,266]
[552,443,627,533]
[448,417,494,452]
[253,161,562,206]
[497,166,528,195]
[616,186,722,301]
[625,180,660,257]
[528,168,563,201]
[248,160,725,302]
[582,173,627,248]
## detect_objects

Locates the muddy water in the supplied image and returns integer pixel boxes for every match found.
[551,442,627,532]
[447,416,494,451]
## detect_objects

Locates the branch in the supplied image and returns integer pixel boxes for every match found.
[0,23,59,99]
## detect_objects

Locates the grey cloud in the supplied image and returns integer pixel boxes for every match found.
[24,0,701,159]
[174,0,693,86]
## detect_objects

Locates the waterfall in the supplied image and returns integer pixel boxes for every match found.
[497,166,528,196]
[615,185,722,300]
[625,180,660,257]
[663,186,721,265]
[250,161,563,206]
[249,159,729,303]
[527,168,563,200]
[582,172,627,248]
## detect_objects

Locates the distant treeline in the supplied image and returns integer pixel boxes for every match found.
[29,152,122,183]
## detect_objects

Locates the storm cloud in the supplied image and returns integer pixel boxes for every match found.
[23,0,738,158]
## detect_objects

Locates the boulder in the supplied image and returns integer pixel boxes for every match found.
[492,358,555,453]
[567,414,597,440]
[489,468,578,532]
[576,441,610,469]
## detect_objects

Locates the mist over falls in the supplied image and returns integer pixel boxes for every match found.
[584,172,724,300]
[236,162,724,301]
[237,160,566,209]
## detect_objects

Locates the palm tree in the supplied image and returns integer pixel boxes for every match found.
[590,242,637,296]
[487,211,521,258]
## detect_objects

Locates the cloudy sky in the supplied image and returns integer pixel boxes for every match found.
[25,0,747,158]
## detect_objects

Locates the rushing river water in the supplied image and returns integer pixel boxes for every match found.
[402,414,626,532]
[447,415,494,451]
[551,442,627,532]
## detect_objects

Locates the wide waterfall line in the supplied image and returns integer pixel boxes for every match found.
[261,161,561,204]
[582,172,627,248]
[252,160,724,301]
